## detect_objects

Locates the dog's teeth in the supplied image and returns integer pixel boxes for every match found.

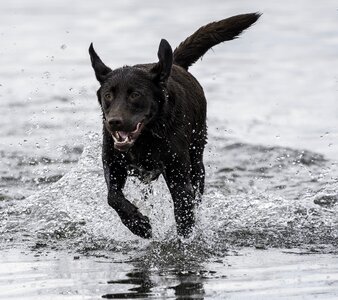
[132,122,141,134]
[112,132,119,143]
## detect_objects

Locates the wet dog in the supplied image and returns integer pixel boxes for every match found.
[89,13,260,238]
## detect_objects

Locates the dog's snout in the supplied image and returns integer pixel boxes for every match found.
[108,117,123,128]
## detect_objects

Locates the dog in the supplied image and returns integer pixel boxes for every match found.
[89,13,260,239]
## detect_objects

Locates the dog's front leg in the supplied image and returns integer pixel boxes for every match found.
[164,161,196,238]
[107,189,152,238]
[103,146,152,239]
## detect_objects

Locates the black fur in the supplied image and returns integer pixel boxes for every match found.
[173,13,261,70]
[89,13,260,238]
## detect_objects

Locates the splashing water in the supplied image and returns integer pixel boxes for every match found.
[1,129,337,259]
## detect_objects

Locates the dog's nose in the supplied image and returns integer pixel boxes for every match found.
[108,117,123,128]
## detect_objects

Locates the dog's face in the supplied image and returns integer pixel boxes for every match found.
[89,40,172,152]
[97,67,159,152]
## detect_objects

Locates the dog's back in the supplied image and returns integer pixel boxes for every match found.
[133,12,261,151]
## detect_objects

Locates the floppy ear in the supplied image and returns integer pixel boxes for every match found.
[88,43,112,83]
[151,39,173,83]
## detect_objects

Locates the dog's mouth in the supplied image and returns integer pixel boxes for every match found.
[111,122,144,152]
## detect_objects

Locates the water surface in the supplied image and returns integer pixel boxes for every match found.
[0,0,337,299]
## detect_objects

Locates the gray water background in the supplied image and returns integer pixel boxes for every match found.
[0,0,337,197]
[0,0,338,299]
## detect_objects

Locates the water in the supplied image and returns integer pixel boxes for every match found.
[0,0,338,299]
[1,248,338,300]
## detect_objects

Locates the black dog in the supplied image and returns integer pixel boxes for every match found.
[89,13,260,238]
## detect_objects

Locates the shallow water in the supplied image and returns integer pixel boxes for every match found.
[0,0,338,299]
[1,248,338,300]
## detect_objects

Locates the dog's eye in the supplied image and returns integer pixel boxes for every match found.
[129,91,141,100]
[104,93,113,101]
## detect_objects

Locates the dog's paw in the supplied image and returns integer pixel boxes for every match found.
[121,211,152,239]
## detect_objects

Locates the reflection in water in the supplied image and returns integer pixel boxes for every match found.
[103,240,206,299]
[103,270,154,299]
[2,248,338,299]
[172,278,205,299]
[103,268,205,299]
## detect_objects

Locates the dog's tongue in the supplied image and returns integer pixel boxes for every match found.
[118,131,129,140]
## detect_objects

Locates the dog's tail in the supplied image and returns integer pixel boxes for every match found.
[173,13,261,70]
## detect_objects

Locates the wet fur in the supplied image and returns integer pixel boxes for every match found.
[89,13,260,239]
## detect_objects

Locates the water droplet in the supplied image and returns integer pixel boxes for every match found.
[43,71,50,79]
[61,44,67,50]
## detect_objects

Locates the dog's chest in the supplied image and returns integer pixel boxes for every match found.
[126,150,164,184]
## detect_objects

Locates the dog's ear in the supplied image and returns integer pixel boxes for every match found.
[151,39,173,83]
[89,43,112,83]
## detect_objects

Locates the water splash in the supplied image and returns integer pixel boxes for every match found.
[1,131,337,256]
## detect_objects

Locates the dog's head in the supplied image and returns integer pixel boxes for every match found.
[89,39,173,152]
